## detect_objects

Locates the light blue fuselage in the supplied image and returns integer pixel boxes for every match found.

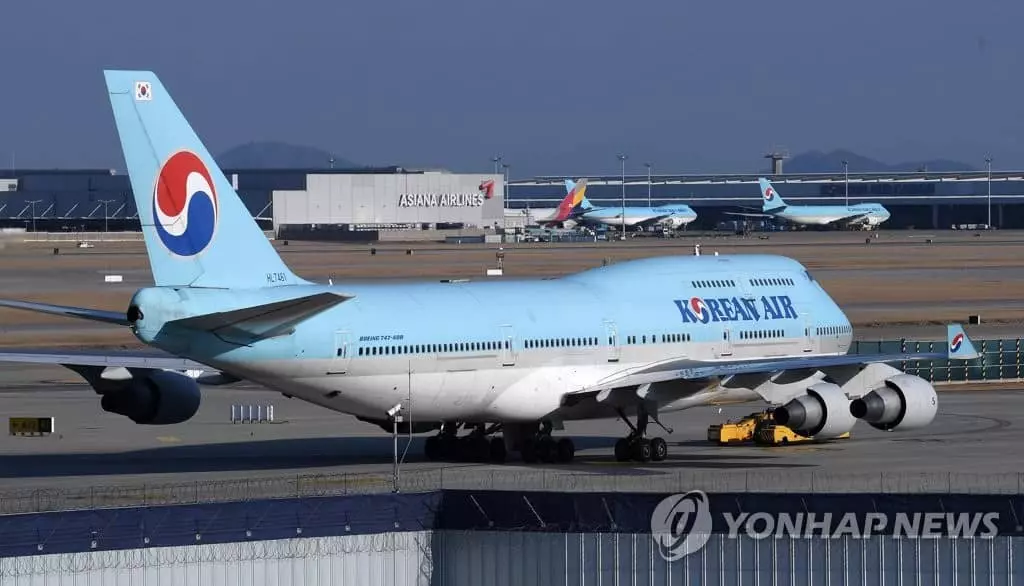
[771,203,890,226]
[131,255,852,423]
[577,205,698,228]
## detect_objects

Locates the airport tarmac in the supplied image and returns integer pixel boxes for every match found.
[0,361,1021,497]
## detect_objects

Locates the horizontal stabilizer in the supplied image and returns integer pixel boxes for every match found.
[168,291,352,344]
[0,299,129,326]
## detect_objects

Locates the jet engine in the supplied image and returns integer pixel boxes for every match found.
[68,366,202,425]
[849,374,937,431]
[773,382,856,439]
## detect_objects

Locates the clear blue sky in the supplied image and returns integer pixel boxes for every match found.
[0,0,1019,176]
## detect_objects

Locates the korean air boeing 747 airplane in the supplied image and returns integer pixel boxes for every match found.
[0,71,979,466]
[729,178,891,229]
[760,178,891,228]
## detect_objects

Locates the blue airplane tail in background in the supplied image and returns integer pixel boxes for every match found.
[759,178,787,212]
[947,324,980,359]
[104,70,304,290]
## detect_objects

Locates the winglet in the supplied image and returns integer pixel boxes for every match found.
[947,324,980,360]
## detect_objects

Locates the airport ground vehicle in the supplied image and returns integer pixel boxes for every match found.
[708,410,851,446]
[707,410,774,444]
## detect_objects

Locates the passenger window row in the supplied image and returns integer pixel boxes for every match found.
[353,330,705,359]
[740,329,785,340]
[626,333,692,344]
[356,340,509,357]
[691,279,736,288]
[817,325,851,336]
[526,337,599,349]
[751,277,794,287]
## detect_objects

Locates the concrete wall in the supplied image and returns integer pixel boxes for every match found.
[273,173,505,228]
[439,531,1021,585]
[4,530,1019,585]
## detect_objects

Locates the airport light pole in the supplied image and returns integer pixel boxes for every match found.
[842,160,849,206]
[98,199,115,233]
[492,155,502,174]
[985,156,993,229]
[618,154,628,237]
[26,199,41,233]
[645,162,652,207]
[388,403,403,493]
[502,162,510,209]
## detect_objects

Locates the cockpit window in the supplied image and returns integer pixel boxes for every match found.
[804,270,816,282]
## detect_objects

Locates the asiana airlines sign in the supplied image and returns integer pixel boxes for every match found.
[398,193,486,207]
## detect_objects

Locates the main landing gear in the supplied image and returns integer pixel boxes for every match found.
[424,423,508,463]
[518,421,575,464]
[422,421,577,464]
[613,406,670,463]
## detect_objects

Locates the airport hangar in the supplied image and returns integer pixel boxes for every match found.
[0,168,507,239]
[1,167,1024,234]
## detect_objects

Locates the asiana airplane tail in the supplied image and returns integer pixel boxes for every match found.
[104,70,305,290]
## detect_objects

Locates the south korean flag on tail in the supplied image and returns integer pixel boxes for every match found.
[134,81,152,101]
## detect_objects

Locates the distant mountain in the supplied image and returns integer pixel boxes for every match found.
[217,141,359,169]
[782,149,977,174]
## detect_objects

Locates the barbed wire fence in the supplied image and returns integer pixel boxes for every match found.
[0,531,430,579]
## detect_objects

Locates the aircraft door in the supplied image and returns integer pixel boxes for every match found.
[333,331,352,374]
[736,273,755,300]
[500,325,516,366]
[716,327,734,357]
[604,320,621,362]
[802,315,814,353]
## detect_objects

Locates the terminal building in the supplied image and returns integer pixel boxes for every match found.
[508,171,1024,230]
[0,167,1022,235]
[0,168,506,239]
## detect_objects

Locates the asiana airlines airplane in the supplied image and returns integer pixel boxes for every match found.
[0,71,979,466]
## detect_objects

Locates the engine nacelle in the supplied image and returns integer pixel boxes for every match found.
[849,374,937,431]
[97,369,202,425]
[773,382,856,439]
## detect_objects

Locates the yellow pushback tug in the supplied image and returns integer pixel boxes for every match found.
[707,410,850,446]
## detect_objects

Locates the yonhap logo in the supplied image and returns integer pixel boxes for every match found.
[650,491,1002,561]
[650,491,713,561]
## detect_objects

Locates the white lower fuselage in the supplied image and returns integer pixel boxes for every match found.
[220,332,850,423]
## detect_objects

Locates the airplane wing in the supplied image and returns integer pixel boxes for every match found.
[832,213,871,226]
[569,325,979,400]
[0,300,129,326]
[629,214,675,228]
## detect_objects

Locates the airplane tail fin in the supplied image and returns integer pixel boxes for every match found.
[103,70,305,290]
[946,324,980,360]
[759,178,787,212]
[553,178,591,220]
